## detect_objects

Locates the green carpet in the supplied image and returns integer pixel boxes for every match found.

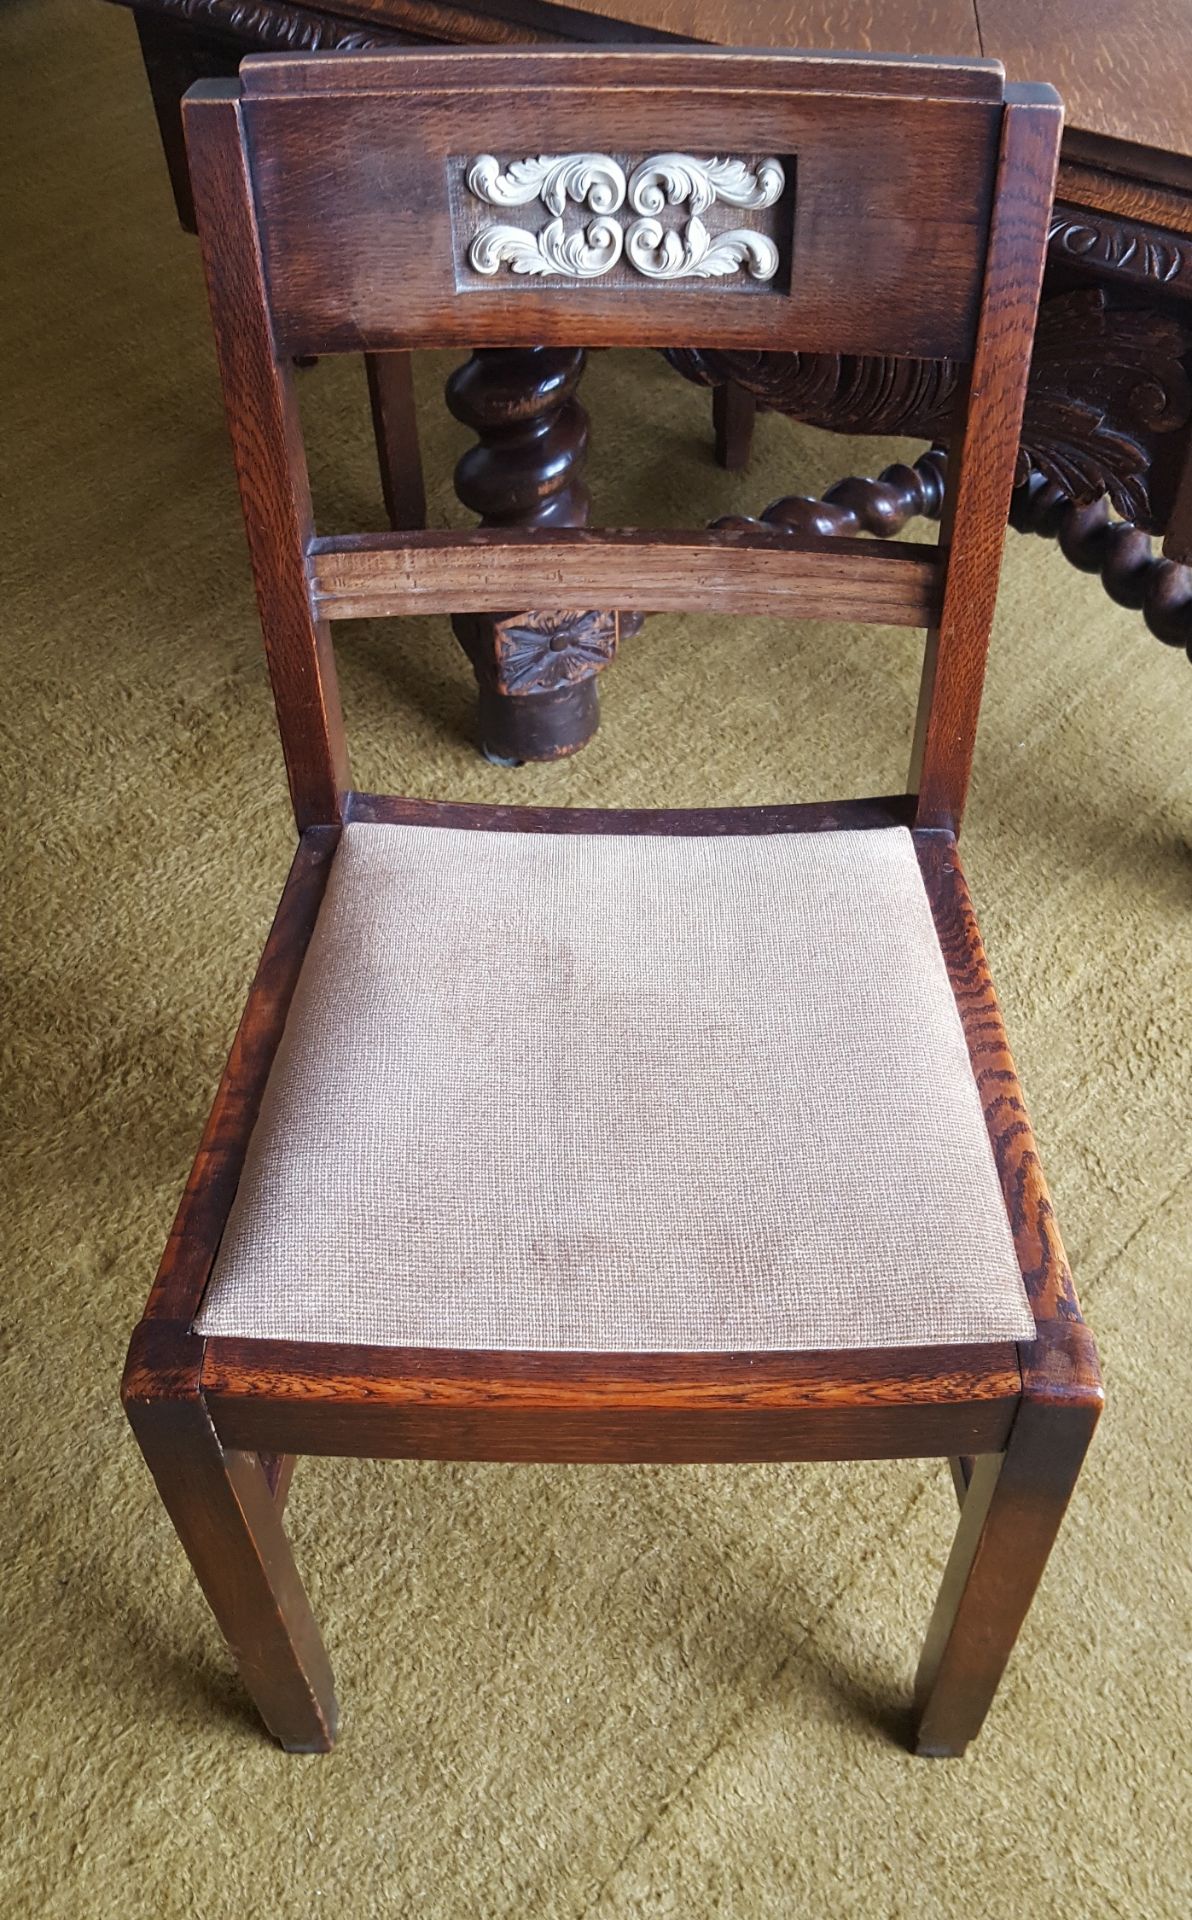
[2,4,1190,1915]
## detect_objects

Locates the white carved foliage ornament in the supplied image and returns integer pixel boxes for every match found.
[465,151,784,283]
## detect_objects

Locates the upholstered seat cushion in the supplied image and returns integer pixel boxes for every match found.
[194,822,1034,1352]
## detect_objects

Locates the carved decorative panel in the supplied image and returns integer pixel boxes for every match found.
[449,150,791,292]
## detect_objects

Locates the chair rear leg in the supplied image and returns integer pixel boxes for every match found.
[712,378,757,470]
[124,1356,336,1753]
[913,1381,1099,1757]
[259,1449,298,1510]
[365,350,426,531]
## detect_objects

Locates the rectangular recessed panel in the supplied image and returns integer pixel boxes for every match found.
[195,824,1033,1353]
[245,78,998,357]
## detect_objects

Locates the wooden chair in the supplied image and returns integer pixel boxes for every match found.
[121,45,1101,1757]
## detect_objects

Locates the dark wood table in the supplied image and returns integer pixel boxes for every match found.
[109,0,1192,759]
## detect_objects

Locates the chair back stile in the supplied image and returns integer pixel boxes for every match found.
[181,49,1061,837]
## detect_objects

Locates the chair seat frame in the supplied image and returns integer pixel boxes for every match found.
[124,800,1100,1757]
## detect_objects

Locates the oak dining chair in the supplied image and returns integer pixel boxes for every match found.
[121,45,1101,1757]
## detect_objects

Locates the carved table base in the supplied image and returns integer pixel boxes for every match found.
[716,446,1192,664]
[669,277,1192,668]
[446,347,618,763]
[116,0,1192,747]
[1010,477,1192,658]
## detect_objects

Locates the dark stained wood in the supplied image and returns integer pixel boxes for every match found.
[142,831,337,1324]
[258,1451,297,1509]
[1163,433,1192,568]
[915,835,1089,1329]
[713,378,756,471]
[112,0,1192,230]
[345,791,916,833]
[546,0,979,58]
[201,1337,1021,1465]
[446,345,601,761]
[948,1454,974,1504]
[124,1321,337,1752]
[673,281,1192,536]
[1012,479,1192,663]
[714,432,1192,662]
[241,51,1002,362]
[1053,164,1192,241]
[184,85,349,829]
[911,834,1102,1755]
[912,1323,1101,1756]
[241,37,999,96]
[364,351,426,531]
[114,0,1192,688]
[911,92,1062,834]
[306,527,945,626]
[132,8,238,232]
[718,450,947,542]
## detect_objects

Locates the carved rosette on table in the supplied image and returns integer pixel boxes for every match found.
[453,151,787,287]
[492,609,620,697]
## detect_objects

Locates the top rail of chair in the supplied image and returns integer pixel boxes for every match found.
[188,48,1059,363]
[238,47,1011,105]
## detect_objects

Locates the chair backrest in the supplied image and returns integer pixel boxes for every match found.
[182,48,1061,836]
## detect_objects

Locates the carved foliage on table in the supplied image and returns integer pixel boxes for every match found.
[1015,290,1192,522]
[1049,205,1192,293]
[492,610,619,696]
[665,345,961,440]
[460,152,786,286]
[669,288,1192,527]
[626,220,779,283]
[132,0,400,53]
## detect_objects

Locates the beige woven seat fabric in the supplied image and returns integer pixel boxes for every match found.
[194,822,1034,1352]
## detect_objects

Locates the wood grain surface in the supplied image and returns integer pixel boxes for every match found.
[980,0,1192,167]
[911,90,1061,833]
[333,0,1192,168]
[306,527,944,626]
[341,0,984,58]
[242,51,1001,361]
[140,831,337,1324]
[185,89,350,827]
[200,1335,1022,1465]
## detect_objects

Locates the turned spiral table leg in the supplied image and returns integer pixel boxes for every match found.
[718,447,1192,665]
[446,347,619,764]
[1011,474,1192,660]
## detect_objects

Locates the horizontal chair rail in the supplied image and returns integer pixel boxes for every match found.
[307,529,944,627]
[345,792,918,833]
[200,1336,1023,1465]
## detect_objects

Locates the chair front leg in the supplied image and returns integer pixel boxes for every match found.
[123,1327,336,1752]
[913,1340,1101,1757]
